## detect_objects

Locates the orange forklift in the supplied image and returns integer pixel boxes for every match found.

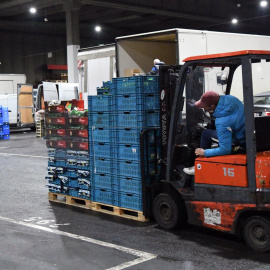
[144,50,270,252]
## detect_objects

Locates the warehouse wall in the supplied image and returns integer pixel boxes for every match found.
[0,31,67,86]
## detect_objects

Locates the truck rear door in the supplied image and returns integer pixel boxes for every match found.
[17,84,34,127]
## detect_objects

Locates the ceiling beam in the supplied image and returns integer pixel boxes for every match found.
[0,0,64,17]
[81,0,227,24]
[0,0,35,9]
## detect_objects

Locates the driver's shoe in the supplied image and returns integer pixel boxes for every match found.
[183,166,195,175]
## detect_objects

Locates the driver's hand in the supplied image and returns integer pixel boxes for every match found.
[195,148,205,156]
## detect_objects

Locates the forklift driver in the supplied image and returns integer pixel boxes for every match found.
[184,91,246,175]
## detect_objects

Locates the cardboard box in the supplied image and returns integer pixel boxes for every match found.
[124,68,141,77]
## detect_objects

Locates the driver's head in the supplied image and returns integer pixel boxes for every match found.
[195,91,220,113]
[154,59,160,65]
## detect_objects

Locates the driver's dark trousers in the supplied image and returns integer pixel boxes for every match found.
[200,129,218,149]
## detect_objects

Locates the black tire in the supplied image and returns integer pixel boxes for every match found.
[153,193,185,230]
[244,216,270,252]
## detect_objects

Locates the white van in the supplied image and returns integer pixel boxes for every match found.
[0,74,36,127]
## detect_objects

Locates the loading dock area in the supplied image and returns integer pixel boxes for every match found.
[1,130,270,269]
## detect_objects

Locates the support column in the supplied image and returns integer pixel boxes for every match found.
[63,0,80,83]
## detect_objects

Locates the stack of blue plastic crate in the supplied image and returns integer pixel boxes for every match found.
[88,81,115,205]
[88,77,160,211]
[0,105,10,140]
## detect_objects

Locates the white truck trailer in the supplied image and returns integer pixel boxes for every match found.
[116,28,270,100]
[78,28,270,106]
[77,44,116,108]
[0,74,35,127]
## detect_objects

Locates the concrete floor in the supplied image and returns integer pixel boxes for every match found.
[1,130,270,270]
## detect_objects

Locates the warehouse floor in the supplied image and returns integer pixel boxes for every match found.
[1,130,270,270]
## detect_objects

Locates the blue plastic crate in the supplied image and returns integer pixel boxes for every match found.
[67,159,77,169]
[114,143,156,161]
[48,157,66,167]
[67,169,79,179]
[77,170,90,178]
[47,184,68,194]
[115,128,158,144]
[66,150,77,158]
[90,157,114,175]
[76,151,89,160]
[89,126,114,143]
[3,124,9,135]
[47,166,57,174]
[56,167,66,175]
[55,149,67,159]
[115,176,142,195]
[48,178,61,185]
[92,173,114,189]
[48,157,56,166]
[55,160,66,167]
[47,148,56,157]
[97,87,112,96]
[90,142,113,158]
[117,192,142,211]
[2,108,9,122]
[78,178,91,189]
[116,159,156,178]
[88,112,113,127]
[114,93,159,111]
[69,188,79,197]
[88,95,112,112]
[78,189,91,199]
[47,175,68,185]
[3,134,9,140]
[77,160,89,170]
[115,111,159,128]
[113,76,159,95]
[45,175,56,182]
[91,187,115,205]
[69,179,79,188]
[103,81,113,89]
[58,175,69,184]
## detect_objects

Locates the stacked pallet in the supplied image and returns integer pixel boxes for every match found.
[45,101,91,200]
[88,76,160,211]
[0,106,10,140]
[36,120,45,137]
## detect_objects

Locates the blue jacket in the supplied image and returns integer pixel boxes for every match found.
[204,95,245,157]
[149,62,165,75]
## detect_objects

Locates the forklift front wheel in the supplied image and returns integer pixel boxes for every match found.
[244,216,270,252]
[153,193,183,230]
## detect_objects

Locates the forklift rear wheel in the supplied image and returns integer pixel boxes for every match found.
[244,216,270,252]
[153,193,184,230]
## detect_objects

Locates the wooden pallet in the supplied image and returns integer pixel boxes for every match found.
[91,201,148,222]
[36,131,45,137]
[36,120,45,137]
[48,192,148,222]
[48,192,91,209]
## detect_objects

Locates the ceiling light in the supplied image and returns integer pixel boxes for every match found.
[95,26,101,32]
[29,7,37,14]
[260,1,268,7]
[232,18,238,24]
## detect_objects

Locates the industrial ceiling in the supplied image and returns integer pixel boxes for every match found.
[1,0,270,46]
